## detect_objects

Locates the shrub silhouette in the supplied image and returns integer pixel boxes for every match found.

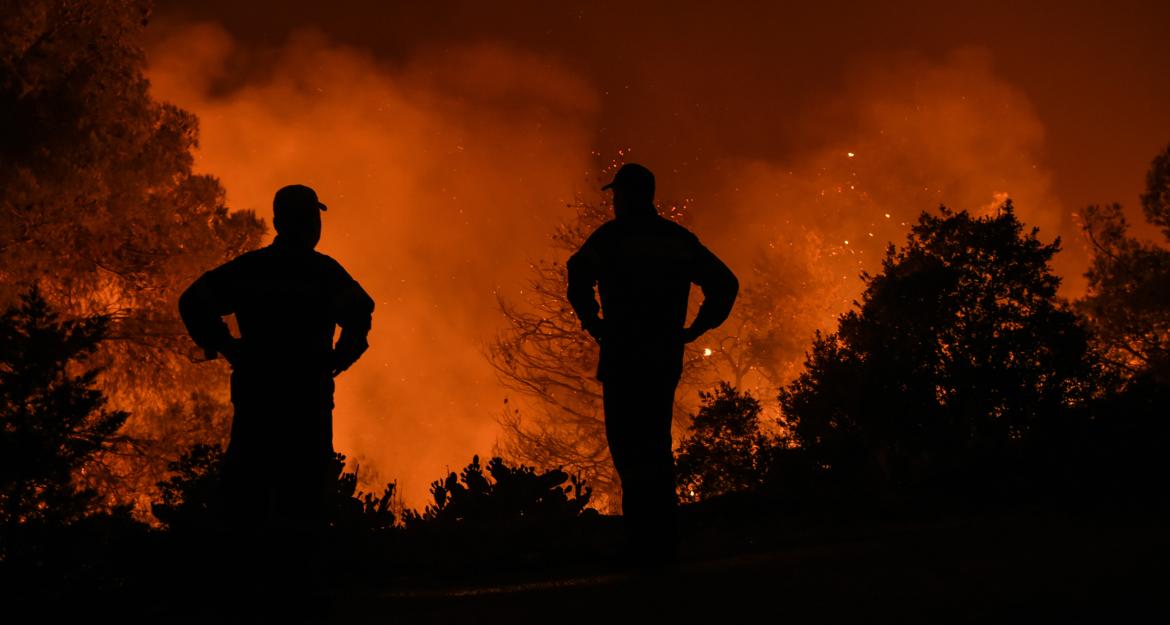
[405,455,592,527]
[151,444,224,531]
[152,446,397,532]
[332,454,397,533]
[676,383,774,502]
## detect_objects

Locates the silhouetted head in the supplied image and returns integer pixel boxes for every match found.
[272,184,326,249]
[603,163,656,219]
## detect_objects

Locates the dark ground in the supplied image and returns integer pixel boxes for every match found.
[336,516,1165,624]
[130,502,1167,624]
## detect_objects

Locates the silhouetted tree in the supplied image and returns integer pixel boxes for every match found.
[1141,142,1170,240]
[0,289,128,536]
[675,383,774,502]
[489,199,616,503]
[1078,144,1170,386]
[1072,145,1170,498]
[150,443,224,532]
[404,455,591,527]
[690,236,854,395]
[0,0,265,511]
[780,204,1092,494]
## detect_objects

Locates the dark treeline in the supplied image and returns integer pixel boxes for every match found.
[676,183,1170,509]
[0,0,264,513]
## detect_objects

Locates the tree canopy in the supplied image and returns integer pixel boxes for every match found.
[0,0,264,511]
[0,289,128,532]
[675,383,773,502]
[1078,143,1170,387]
[780,204,1092,493]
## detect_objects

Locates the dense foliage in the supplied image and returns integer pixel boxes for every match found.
[675,383,773,502]
[404,455,593,527]
[779,204,1093,495]
[1078,144,1170,386]
[0,290,128,534]
[0,0,265,510]
[151,446,399,534]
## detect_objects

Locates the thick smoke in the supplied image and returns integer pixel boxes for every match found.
[703,49,1079,292]
[148,26,1074,505]
[683,49,1083,406]
[147,23,598,504]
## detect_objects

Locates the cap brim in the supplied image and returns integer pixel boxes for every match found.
[601,182,615,191]
[317,202,328,211]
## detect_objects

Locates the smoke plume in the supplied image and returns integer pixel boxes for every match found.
[148,25,1075,505]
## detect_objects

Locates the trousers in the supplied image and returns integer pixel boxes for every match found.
[602,373,680,561]
[220,370,336,531]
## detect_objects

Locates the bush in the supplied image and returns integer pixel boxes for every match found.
[404,455,592,527]
[151,446,398,533]
[676,383,774,502]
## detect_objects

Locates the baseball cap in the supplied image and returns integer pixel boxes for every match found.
[273,184,328,213]
[601,163,655,195]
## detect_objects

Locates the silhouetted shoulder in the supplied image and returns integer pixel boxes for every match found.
[654,215,702,243]
[193,247,271,285]
[220,246,272,269]
[571,219,620,265]
[312,250,375,316]
[584,219,622,242]
[309,250,354,278]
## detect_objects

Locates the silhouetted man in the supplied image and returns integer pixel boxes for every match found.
[179,184,374,530]
[567,163,738,564]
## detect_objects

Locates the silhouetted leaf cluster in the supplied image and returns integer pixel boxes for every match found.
[0,289,129,535]
[151,446,398,533]
[332,453,398,533]
[779,203,1094,496]
[150,443,224,532]
[1079,144,1170,387]
[676,383,774,502]
[404,455,593,527]
[1070,144,1170,494]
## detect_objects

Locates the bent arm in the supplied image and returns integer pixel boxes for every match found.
[566,241,604,341]
[331,277,375,375]
[178,267,237,361]
[687,243,739,338]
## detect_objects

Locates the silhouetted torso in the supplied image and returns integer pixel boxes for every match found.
[568,211,737,381]
[187,241,371,376]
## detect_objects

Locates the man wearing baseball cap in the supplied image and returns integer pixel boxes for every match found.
[179,184,374,531]
[568,163,739,565]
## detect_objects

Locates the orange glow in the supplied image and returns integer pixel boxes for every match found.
[145,27,1094,507]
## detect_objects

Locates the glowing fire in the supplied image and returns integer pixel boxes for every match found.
[139,22,1088,508]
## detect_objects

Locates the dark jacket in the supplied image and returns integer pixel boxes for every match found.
[567,212,738,381]
[179,239,374,399]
